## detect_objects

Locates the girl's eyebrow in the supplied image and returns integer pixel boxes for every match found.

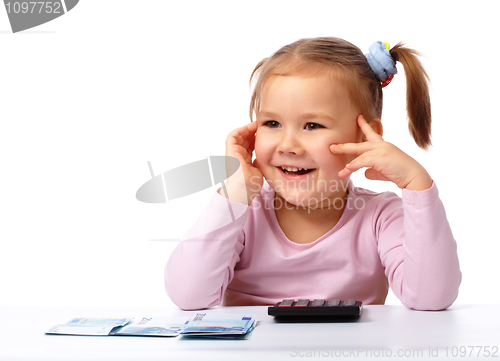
[301,112,336,122]
[256,111,278,119]
[257,110,336,122]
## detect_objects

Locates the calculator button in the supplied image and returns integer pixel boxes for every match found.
[295,299,310,307]
[311,299,325,307]
[326,299,341,306]
[342,299,356,306]
[278,299,294,307]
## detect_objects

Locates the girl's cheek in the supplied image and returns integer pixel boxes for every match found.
[311,143,350,170]
[254,133,267,162]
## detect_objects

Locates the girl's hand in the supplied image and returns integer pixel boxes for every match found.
[330,115,433,191]
[219,121,263,204]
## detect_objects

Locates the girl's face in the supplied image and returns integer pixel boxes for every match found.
[255,73,362,208]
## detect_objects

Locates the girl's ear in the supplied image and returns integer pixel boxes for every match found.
[362,118,383,141]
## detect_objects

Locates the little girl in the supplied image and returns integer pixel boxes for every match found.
[165,37,461,311]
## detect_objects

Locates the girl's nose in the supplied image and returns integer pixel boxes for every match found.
[277,133,304,156]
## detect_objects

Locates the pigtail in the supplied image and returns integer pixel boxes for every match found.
[390,43,432,149]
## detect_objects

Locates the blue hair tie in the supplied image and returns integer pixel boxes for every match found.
[365,41,397,85]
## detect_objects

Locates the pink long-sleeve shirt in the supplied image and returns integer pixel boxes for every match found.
[165,181,461,311]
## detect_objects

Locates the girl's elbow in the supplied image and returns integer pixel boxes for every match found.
[165,283,218,310]
[164,270,222,310]
[170,294,216,311]
[403,288,460,311]
[403,270,462,311]
[406,299,455,311]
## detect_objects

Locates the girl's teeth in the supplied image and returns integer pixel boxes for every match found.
[280,166,314,175]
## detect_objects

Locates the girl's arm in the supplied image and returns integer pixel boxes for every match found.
[165,122,262,310]
[375,184,461,310]
[164,193,248,310]
[331,115,461,310]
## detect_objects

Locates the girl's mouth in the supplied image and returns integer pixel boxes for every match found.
[279,166,315,176]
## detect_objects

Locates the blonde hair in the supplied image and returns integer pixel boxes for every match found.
[249,37,432,148]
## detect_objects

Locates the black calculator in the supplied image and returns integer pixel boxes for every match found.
[268,299,363,321]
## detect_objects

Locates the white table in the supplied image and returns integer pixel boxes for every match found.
[1,304,498,360]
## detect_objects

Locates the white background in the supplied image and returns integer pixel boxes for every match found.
[1,0,498,308]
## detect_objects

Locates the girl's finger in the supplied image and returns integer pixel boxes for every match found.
[364,168,391,182]
[358,115,383,142]
[227,122,258,146]
[330,141,375,156]
[338,151,378,177]
[243,121,258,134]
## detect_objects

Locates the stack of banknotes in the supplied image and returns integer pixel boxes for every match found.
[46,313,257,339]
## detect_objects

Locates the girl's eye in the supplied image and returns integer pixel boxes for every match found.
[263,120,281,128]
[305,122,324,130]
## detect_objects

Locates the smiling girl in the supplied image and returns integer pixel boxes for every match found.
[165,37,461,311]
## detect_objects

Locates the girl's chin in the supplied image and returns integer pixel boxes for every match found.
[264,172,349,195]
[273,188,349,210]
[274,192,328,209]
